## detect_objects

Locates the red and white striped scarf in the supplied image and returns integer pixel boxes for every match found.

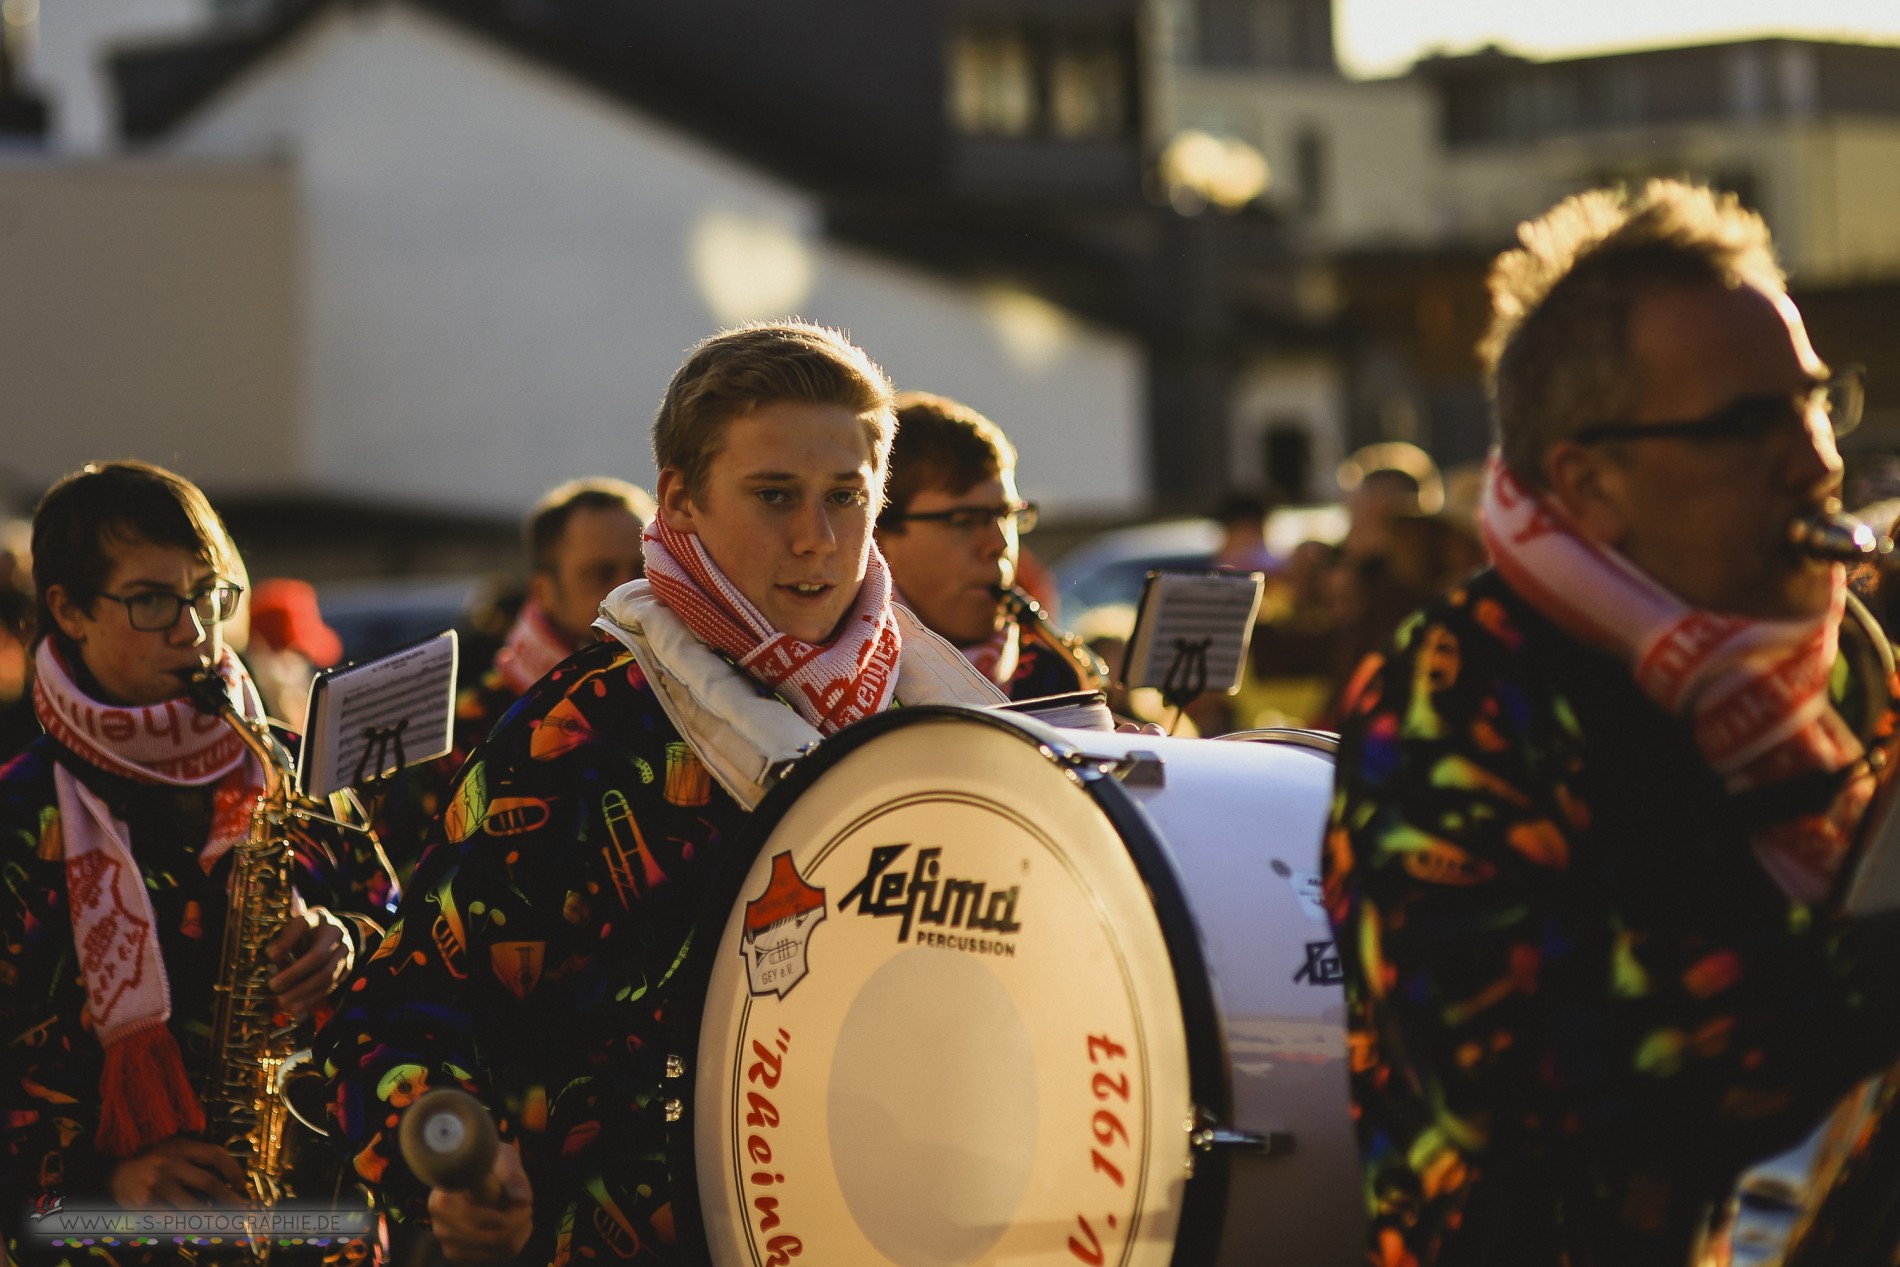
[640,519,902,734]
[33,639,267,1155]
[1481,457,1872,905]
[494,599,577,695]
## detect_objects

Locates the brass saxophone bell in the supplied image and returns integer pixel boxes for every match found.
[1789,510,1896,568]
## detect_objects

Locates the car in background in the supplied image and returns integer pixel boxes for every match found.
[316,576,484,662]
[1049,505,1347,632]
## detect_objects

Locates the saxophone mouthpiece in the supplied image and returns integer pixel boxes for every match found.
[1788,510,1895,568]
[186,668,233,717]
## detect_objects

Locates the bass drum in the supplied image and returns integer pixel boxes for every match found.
[677,705,1364,1267]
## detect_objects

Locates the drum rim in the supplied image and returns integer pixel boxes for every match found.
[666,703,1235,1267]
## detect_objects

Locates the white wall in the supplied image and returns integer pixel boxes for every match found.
[1436,118,1900,286]
[1231,353,1345,502]
[0,158,298,500]
[163,4,1144,518]
[1168,69,1439,251]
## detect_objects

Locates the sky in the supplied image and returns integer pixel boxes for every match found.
[1336,0,1900,77]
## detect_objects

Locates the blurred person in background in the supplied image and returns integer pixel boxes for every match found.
[1320,512,1484,726]
[0,461,391,1255]
[319,324,1006,1265]
[1325,180,1900,1266]
[464,477,654,744]
[1335,441,1444,562]
[0,520,34,761]
[246,577,344,730]
[1211,487,1283,575]
[375,477,654,884]
[876,391,1106,701]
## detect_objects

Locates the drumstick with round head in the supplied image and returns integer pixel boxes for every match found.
[399,1089,502,1204]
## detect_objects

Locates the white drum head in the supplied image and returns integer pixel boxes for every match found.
[694,711,1194,1267]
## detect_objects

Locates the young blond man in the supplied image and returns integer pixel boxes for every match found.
[319,324,1003,1264]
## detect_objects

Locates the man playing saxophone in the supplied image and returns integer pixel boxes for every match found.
[0,461,392,1258]
[874,391,1105,700]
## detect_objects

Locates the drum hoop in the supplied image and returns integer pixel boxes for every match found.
[1220,727,1340,755]
[666,703,1237,1267]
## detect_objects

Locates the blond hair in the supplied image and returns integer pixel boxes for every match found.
[1482,180,1784,485]
[653,322,897,503]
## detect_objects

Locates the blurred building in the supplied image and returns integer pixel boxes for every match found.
[7,0,1900,548]
[1155,9,1900,483]
[1418,39,1900,459]
[1,0,1156,573]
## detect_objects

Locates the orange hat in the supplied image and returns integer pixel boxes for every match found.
[249,578,343,667]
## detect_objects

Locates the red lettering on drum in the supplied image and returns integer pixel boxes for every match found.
[745,1092,779,1129]
[1070,1034,1136,1263]
[1069,1217,1105,1265]
[741,1029,803,1259]
[747,1037,785,1089]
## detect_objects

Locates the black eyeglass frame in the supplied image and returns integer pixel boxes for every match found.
[94,582,246,632]
[880,500,1040,534]
[1570,364,1865,447]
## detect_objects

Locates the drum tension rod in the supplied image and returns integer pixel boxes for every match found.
[1191,1111,1293,1157]
[1062,749,1166,788]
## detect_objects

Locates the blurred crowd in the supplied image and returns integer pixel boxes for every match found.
[7,437,1898,762]
[0,443,1616,765]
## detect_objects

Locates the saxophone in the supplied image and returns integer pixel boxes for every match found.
[995,585,1112,691]
[187,673,351,1261]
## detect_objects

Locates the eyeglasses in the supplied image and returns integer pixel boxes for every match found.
[95,582,245,632]
[1572,365,1865,447]
[882,501,1039,535]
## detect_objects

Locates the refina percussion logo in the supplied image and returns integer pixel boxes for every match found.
[838,844,1023,945]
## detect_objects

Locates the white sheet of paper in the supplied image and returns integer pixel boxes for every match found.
[1120,571,1265,697]
[299,630,459,797]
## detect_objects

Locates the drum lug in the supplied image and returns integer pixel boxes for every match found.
[1190,1113,1292,1157]
[763,742,823,788]
[1062,749,1166,788]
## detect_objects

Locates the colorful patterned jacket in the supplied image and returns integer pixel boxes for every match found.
[317,640,749,1264]
[371,649,527,890]
[0,732,394,1265]
[1324,568,1900,1266]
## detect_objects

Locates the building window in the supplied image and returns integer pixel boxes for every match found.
[951,25,1037,137]
[1048,30,1126,138]
[950,19,1131,140]
[1194,0,1334,71]
[1295,126,1325,215]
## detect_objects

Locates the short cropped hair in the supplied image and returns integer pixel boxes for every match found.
[653,322,897,504]
[879,392,1017,528]
[1481,179,1784,486]
[525,477,657,576]
[32,460,241,643]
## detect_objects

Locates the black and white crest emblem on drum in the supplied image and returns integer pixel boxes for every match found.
[674,705,1365,1267]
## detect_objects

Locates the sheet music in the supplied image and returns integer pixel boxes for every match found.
[299,630,459,798]
[1120,571,1265,696]
[1847,782,1900,915]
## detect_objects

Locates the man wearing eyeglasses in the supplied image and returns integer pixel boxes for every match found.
[1323,180,1900,1266]
[0,461,390,1253]
[876,391,1105,700]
